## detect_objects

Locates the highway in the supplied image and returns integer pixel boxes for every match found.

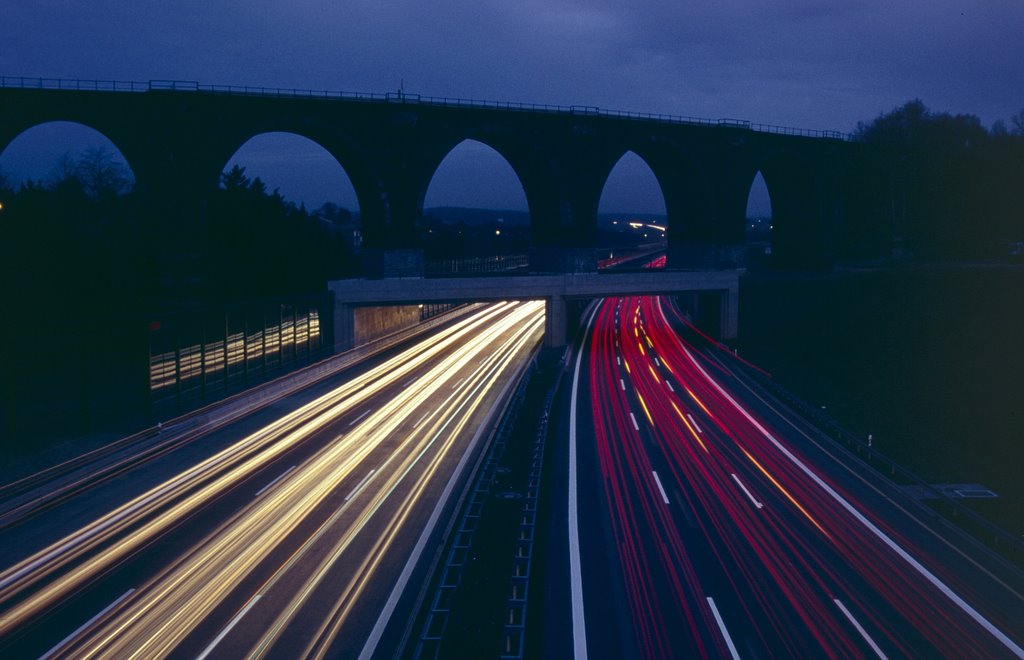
[568,294,1024,658]
[0,300,544,658]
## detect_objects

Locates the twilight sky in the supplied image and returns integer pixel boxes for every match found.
[2,0,1022,215]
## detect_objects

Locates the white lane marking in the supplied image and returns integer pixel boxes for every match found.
[403,378,416,388]
[255,465,297,497]
[41,588,135,660]
[452,376,465,389]
[413,410,431,428]
[564,304,599,660]
[731,473,763,509]
[348,409,372,426]
[198,595,261,660]
[668,310,1024,658]
[686,413,702,433]
[652,471,670,504]
[617,356,621,366]
[630,412,640,431]
[706,597,741,660]
[654,357,661,367]
[834,598,888,659]
[666,380,675,392]
[708,351,1024,605]
[344,469,377,502]
[620,378,626,391]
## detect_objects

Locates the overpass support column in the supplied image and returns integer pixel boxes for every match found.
[721,284,739,341]
[333,303,355,354]
[545,295,568,348]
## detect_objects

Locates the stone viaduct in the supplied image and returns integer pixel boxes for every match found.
[0,79,853,347]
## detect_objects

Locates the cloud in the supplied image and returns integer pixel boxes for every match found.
[5,0,1021,130]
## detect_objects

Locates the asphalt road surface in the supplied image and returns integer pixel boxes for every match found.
[0,300,544,658]
[569,294,1024,658]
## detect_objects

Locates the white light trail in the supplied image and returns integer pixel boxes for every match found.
[43,302,545,658]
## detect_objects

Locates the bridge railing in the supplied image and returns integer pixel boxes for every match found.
[388,93,568,115]
[0,76,151,92]
[751,122,847,139]
[424,254,530,277]
[0,75,852,140]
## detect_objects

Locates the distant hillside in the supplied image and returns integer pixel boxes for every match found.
[596,212,667,228]
[422,207,667,228]
[422,206,530,226]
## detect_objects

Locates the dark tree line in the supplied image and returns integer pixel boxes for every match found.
[0,153,358,444]
[843,100,1024,261]
[420,213,529,260]
[1,150,149,444]
[204,165,358,301]
[1,149,149,342]
[0,155,359,313]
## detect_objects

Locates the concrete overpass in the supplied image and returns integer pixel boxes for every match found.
[330,269,740,349]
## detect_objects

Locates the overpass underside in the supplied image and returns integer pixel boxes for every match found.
[329,269,740,350]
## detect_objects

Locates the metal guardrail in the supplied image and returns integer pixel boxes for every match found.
[714,347,1024,565]
[499,354,563,659]
[0,75,852,141]
[413,352,540,659]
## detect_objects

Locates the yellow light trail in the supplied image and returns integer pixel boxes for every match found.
[292,317,543,659]
[38,301,545,658]
[671,400,709,454]
[682,384,713,417]
[0,302,541,644]
[636,392,654,426]
[740,447,832,541]
[272,308,544,656]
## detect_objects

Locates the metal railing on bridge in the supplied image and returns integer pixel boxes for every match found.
[0,75,852,141]
[424,254,530,277]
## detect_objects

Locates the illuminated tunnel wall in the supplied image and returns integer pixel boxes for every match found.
[148,296,460,418]
[148,293,331,418]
